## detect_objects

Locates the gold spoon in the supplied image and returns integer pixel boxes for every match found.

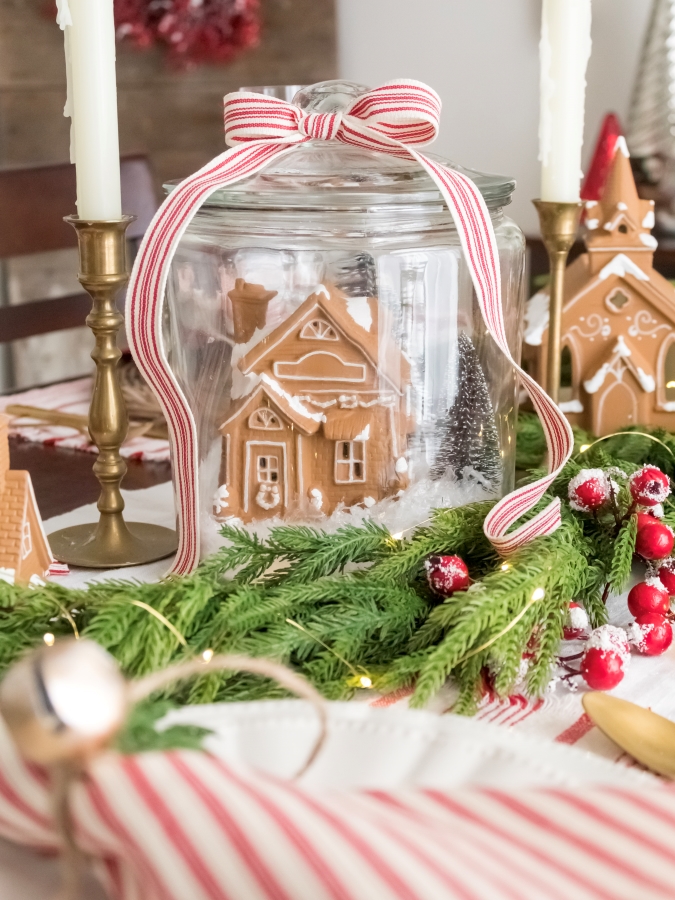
[582,692,675,779]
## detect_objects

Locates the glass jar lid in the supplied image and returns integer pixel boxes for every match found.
[165,81,516,212]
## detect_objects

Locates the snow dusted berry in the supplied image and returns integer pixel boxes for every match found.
[563,601,589,640]
[629,613,673,656]
[580,625,630,691]
[568,469,610,512]
[657,559,675,595]
[629,466,671,507]
[635,520,674,561]
[425,555,470,596]
[627,578,670,617]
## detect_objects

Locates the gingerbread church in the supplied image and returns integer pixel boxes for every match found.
[214,280,413,522]
[0,415,52,583]
[524,136,675,436]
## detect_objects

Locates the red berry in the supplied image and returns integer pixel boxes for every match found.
[635,521,674,560]
[629,466,671,506]
[630,613,673,656]
[425,555,470,596]
[563,601,589,640]
[636,511,658,530]
[658,559,675,595]
[580,625,630,691]
[627,580,670,617]
[568,469,610,512]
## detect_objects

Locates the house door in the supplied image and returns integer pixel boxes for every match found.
[594,379,637,436]
[246,442,286,518]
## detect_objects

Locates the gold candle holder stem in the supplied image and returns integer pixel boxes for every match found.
[533,200,583,403]
[48,217,177,569]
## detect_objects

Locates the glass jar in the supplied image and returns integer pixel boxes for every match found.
[164,81,526,557]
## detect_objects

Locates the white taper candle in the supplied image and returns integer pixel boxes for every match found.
[539,0,592,203]
[57,0,122,220]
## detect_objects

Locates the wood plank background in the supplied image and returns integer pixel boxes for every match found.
[0,0,337,187]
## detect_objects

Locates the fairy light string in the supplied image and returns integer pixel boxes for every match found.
[286,618,373,688]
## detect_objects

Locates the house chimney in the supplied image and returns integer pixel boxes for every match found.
[228,279,277,344]
[0,415,9,495]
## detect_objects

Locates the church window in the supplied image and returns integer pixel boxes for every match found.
[300,319,338,340]
[248,408,282,430]
[560,346,573,402]
[335,441,366,483]
[607,289,630,312]
[665,343,675,403]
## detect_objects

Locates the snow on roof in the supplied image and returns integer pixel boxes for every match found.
[524,291,549,347]
[615,135,630,158]
[598,253,649,283]
[583,335,655,395]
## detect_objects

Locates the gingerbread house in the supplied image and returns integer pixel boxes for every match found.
[524,135,675,436]
[0,415,52,583]
[215,282,413,522]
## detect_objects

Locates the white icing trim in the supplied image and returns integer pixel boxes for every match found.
[345,296,373,332]
[639,233,658,250]
[615,135,630,158]
[273,351,367,383]
[643,210,655,228]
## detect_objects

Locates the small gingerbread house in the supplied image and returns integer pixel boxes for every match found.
[0,416,52,583]
[215,283,413,522]
[524,135,675,436]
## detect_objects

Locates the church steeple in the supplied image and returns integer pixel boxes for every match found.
[584,136,657,275]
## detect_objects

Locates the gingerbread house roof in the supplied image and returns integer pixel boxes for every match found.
[0,470,45,571]
[219,374,324,436]
[237,285,411,394]
[582,335,656,396]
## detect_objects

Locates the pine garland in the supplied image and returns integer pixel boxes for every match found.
[0,416,672,714]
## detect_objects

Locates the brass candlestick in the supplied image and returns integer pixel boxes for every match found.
[533,200,583,403]
[48,217,177,568]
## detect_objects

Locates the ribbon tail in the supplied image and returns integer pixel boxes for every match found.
[407,150,574,554]
[127,141,299,574]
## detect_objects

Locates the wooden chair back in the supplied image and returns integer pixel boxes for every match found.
[0,156,157,345]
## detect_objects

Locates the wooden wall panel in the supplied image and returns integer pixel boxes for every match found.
[0,0,337,185]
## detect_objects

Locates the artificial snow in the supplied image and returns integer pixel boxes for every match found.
[617,202,628,211]
[639,233,658,250]
[354,424,371,441]
[559,399,583,413]
[395,456,409,474]
[524,291,549,347]
[315,284,330,299]
[567,604,589,632]
[586,218,599,230]
[583,337,632,394]
[0,568,15,585]
[213,485,229,514]
[585,624,631,664]
[362,497,376,508]
[345,296,373,332]
[643,209,656,229]
[309,488,323,511]
[598,253,649,282]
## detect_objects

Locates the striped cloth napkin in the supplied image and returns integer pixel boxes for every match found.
[0,377,170,462]
[0,712,673,900]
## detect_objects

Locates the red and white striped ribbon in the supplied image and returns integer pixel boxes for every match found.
[128,80,574,574]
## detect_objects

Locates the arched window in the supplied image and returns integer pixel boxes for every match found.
[300,319,338,340]
[248,407,282,430]
[664,343,675,403]
[560,345,573,402]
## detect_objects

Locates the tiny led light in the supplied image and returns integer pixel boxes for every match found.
[391,532,403,541]
[202,649,214,663]
[531,588,545,602]
[667,381,675,389]
[500,563,510,572]
[359,675,373,689]
[579,444,591,453]
[43,633,55,647]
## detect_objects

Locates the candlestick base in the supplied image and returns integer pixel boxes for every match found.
[47,216,177,569]
[49,521,177,569]
[533,200,583,404]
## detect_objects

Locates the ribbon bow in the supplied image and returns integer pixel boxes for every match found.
[128,80,573,575]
